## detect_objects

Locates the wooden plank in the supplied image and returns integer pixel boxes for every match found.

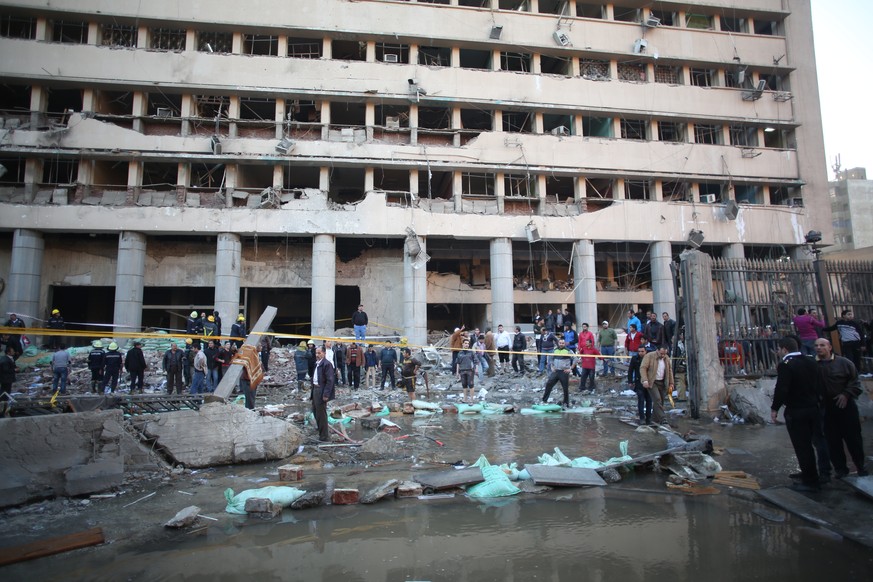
[0,527,105,566]
[413,467,484,491]
[843,475,873,502]
[210,306,277,400]
[526,465,607,487]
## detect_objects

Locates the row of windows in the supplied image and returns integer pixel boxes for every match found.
[0,155,800,209]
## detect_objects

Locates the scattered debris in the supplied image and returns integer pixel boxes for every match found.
[164,505,202,528]
[713,471,760,490]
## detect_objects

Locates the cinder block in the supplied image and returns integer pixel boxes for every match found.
[331,488,360,505]
[278,464,303,482]
[244,497,282,518]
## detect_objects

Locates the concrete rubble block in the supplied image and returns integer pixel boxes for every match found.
[289,489,325,510]
[395,481,423,498]
[245,497,283,518]
[600,468,622,483]
[402,403,415,415]
[360,418,381,430]
[165,505,202,528]
[360,432,399,460]
[141,402,303,468]
[64,459,124,497]
[728,382,773,425]
[360,479,400,504]
[278,464,303,482]
[331,488,360,505]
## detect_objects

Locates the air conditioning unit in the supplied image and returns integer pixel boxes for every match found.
[700,194,717,203]
[385,116,400,130]
[210,135,222,155]
[632,38,648,54]
[553,31,571,47]
[787,197,804,207]
[156,107,174,118]
[383,53,399,63]
[550,125,569,136]
[275,138,295,154]
[489,25,503,40]
[645,15,661,27]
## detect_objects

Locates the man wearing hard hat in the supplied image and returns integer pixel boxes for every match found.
[47,308,65,350]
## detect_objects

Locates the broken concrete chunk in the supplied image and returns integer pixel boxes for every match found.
[245,497,283,518]
[395,481,423,498]
[331,488,360,505]
[360,432,399,460]
[164,505,202,528]
[289,489,325,510]
[360,418,381,430]
[360,479,400,504]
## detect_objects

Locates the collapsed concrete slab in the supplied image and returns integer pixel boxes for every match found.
[0,410,157,507]
[140,402,303,468]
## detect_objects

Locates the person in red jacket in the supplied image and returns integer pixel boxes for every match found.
[577,338,601,392]
[625,323,644,354]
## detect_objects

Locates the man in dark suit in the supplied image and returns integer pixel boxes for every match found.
[312,346,335,442]
[770,336,825,492]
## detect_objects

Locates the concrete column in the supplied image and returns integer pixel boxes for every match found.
[7,229,44,330]
[403,236,428,346]
[721,243,750,332]
[113,231,146,340]
[490,238,514,330]
[679,249,726,418]
[650,241,676,317]
[573,240,597,327]
[214,233,242,336]
[311,235,336,338]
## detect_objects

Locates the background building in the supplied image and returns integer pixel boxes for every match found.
[0,0,831,344]
[825,167,873,257]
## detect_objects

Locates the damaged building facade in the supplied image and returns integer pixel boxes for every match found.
[0,0,830,344]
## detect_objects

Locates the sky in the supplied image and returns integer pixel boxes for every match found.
[810,0,870,178]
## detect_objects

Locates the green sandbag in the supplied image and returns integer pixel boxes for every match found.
[519,408,546,415]
[456,403,483,414]
[374,406,391,417]
[224,486,306,514]
[467,456,520,499]
[531,403,562,412]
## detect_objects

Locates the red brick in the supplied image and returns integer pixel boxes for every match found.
[331,488,360,505]
[278,464,303,482]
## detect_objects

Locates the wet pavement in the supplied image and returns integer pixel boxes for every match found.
[3,408,873,581]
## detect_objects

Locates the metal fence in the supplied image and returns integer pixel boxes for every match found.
[709,258,873,377]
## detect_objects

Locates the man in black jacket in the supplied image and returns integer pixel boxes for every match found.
[627,345,651,424]
[823,310,865,372]
[124,341,147,393]
[511,326,527,376]
[770,337,825,492]
[312,346,335,442]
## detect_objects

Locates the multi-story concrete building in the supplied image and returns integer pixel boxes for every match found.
[826,167,873,254]
[0,0,831,344]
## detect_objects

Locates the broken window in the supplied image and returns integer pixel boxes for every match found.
[650,10,675,26]
[243,34,278,56]
[654,65,681,84]
[91,160,129,191]
[625,180,651,200]
[720,16,747,33]
[582,116,612,137]
[94,90,133,117]
[685,13,713,30]
[418,0,450,4]
[376,104,409,128]
[760,73,785,92]
[658,121,685,142]
[376,168,412,205]
[42,158,78,185]
[500,52,532,73]
[764,128,790,149]
[545,175,575,203]
[504,174,535,198]
[580,59,610,80]
[460,108,492,131]
[541,55,571,76]
[376,43,409,64]
[239,97,275,121]
[537,0,568,14]
[734,184,762,204]
[46,88,82,117]
[287,37,322,58]
[459,48,491,70]
[0,156,25,185]
[332,40,366,61]
[694,123,721,145]
[502,111,532,133]
[0,14,35,38]
[585,178,614,210]
[193,95,229,119]
[662,181,691,202]
[146,92,182,118]
[328,166,365,204]
[101,24,137,48]
[282,166,319,191]
[141,162,178,191]
[330,101,367,127]
[418,169,453,200]
[419,45,451,67]
[614,7,640,23]
[190,163,225,192]
[729,125,758,147]
[618,62,647,82]
[150,28,186,51]
[51,20,87,44]
[690,68,715,87]
[698,182,723,202]
[768,185,800,206]
[620,118,648,141]
[754,20,779,36]
[198,31,232,53]
[543,113,573,136]
[498,0,530,11]
[234,164,274,206]
[724,68,743,89]
[418,107,451,130]
[285,99,319,124]
[576,3,605,19]
[463,172,495,197]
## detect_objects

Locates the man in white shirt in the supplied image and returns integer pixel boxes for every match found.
[495,324,512,372]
